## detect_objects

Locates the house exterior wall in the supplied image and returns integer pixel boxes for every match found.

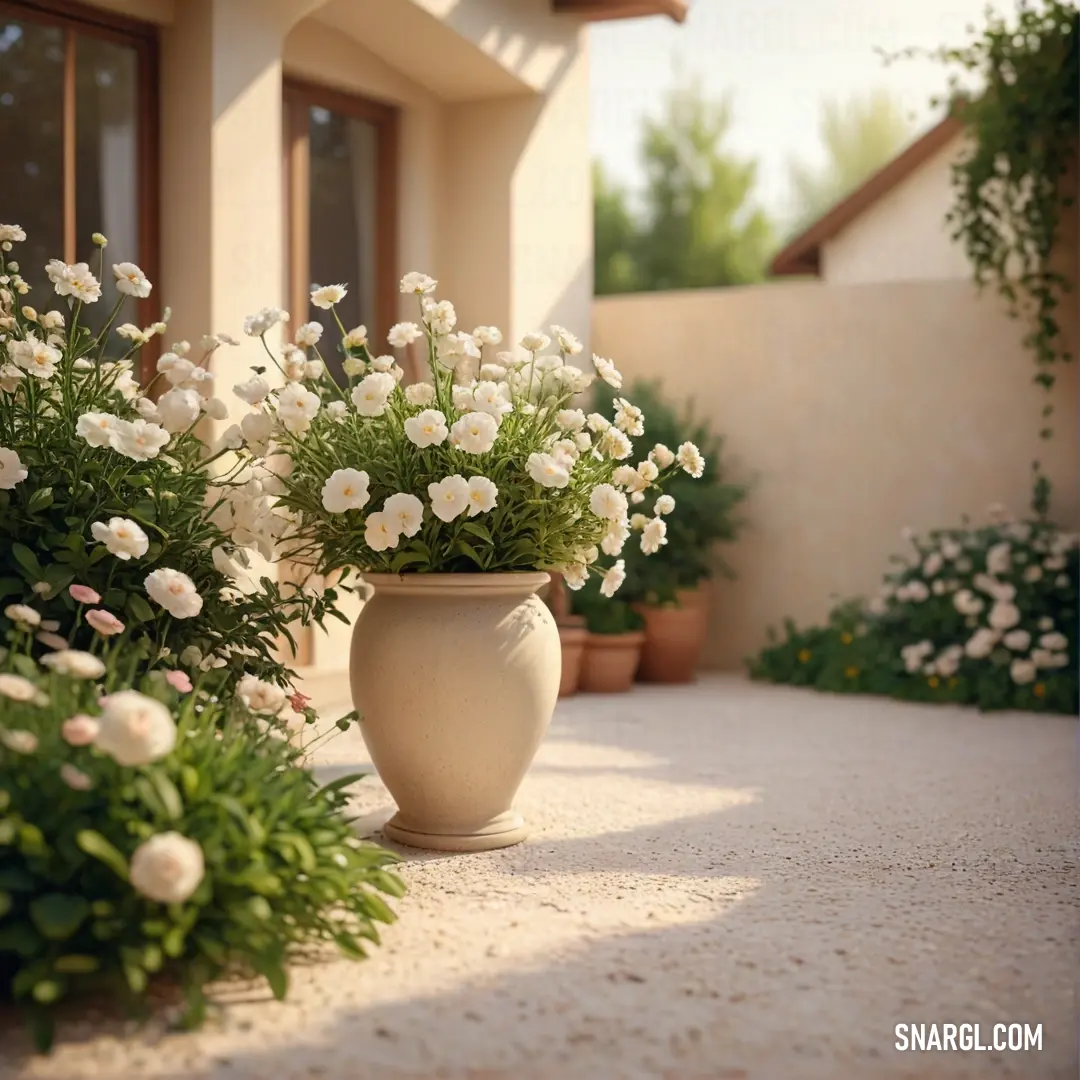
[820,133,973,284]
[592,277,1079,671]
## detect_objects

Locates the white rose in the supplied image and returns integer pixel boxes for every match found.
[156,387,202,434]
[641,518,668,555]
[964,627,1000,659]
[145,568,204,619]
[237,674,287,715]
[988,601,1021,630]
[234,375,270,405]
[599,559,626,597]
[130,833,205,905]
[94,690,177,765]
[589,483,629,522]
[1009,658,1037,685]
[41,650,106,679]
[1039,632,1068,651]
[1002,629,1031,651]
[90,517,149,561]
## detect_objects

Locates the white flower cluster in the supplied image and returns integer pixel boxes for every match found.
[872,511,1077,687]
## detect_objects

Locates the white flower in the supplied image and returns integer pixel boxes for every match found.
[400,272,437,295]
[641,518,668,555]
[47,259,102,303]
[424,299,457,335]
[343,325,368,350]
[556,408,587,433]
[0,224,26,243]
[155,388,202,434]
[321,468,371,513]
[520,332,550,352]
[630,513,649,530]
[592,353,622,388]
[1003,629,1031,651]
[0,364,24,393]
[601,518,630,556]
[589,483,629,521]
[428,475,471,522]
[295,321,324,347]
[988,601,1021,630]
[436,332,479,370]
[112,262,152,298]
[382,493,424,538]
[241,411,275,455]
[277,382,321,432]
[60,763,93,791]
[599,559,626,597]
[237,674,287,715]
[897,579,929,603]
[310,284,347,309]
[1055,573,1070,587]
[986,542,1011,576]
[613,398,644,437]
[466,476,498,516]
[676,441,705,478]
[637,459,659,484]
[388,322,423,348]
[559,563,588,591]
[305,359,324,380]
[551,439,580,466]
[343,356,367,378]
[130,833,205,905]
[145,568,204,619]
[952,589,984,616]
[1023,564,1044,583]
[550,324,583,355]
[116,323,151,344]
[1043,553,1067,571]
[368,354,394,374]
[41,650,106,679]
[90,517,149,561]
[11,335,60,379]
[405,382,436,407]
[351,372,396,417]
[597,427,633,460]
[527,452,570,489]
[0,447,27,489]
[234,375,270,405]
[1039,631,1068,651]
[450,412,498,454]
[326,400,347,423]
[470,381,513,420]
[472,325,502,346]
[480,363,507,381]
[922,552,944,578]
[654,494,676,516]
[1009,658,1037,685]
[964,627,1000,659]
[1037,616,1054,632]
[405,409,449,448]
[364,511,398,551]
[1,729,38,754]
[0,673,36,701]
[1030,648,1063,669]
[95,691,177,765]
[160,355,195,387]
[243,306,288,337]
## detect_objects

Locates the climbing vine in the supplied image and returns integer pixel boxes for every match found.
[890,0,1079,516]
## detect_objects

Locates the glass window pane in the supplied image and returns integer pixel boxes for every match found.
[307,105,378,382]
[75,33,139,348]
[0,18,65,300]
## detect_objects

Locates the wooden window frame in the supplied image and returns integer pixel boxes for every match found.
[0,0,160,377]
[281,76,399,669]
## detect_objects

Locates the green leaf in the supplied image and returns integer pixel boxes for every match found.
[276,832,317,874]
[255,955,288,1001]
[0,864,33,890]
[455,539,486,569]
[76,829,130,880]
[462,521,492,544]
[26,487,54,513]
[318,772,369,797]
[162,925,186,959]
[0,577,23,600]
[390,550,428,572]
[29,894,90,941]
[30,1008,55,1053]
[32,980,63,1004]
[0,891,11,919]
[53,954,101,974]
[127,594,156,624]
[180,764,200,800]
[0,921,40,956]
[333,933,368,960]
[148,770,184,821]
[10,543,41,577]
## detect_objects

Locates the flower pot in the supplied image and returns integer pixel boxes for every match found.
[579,631,645,693]
[350,572,559,852]
[636,585,710,684]
[557,617,588,697]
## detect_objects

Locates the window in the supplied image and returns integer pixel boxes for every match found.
[0,1,158,364]
[283,78,398,385]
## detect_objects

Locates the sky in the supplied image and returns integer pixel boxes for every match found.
[588,0,998,226]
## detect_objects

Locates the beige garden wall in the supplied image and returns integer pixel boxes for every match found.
[592,280,1079,671]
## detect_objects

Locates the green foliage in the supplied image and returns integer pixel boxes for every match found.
[592,379,748,604]
[0,650,401,1050]
[786,89,913,234]
[0,233,336,691]
[749,515,1078,714]
[887,0,1079,513]
[569,568,643,635]
[593,82,775,295]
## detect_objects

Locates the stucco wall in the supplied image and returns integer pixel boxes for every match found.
[821,133,972,284]
[592,280,1079,670]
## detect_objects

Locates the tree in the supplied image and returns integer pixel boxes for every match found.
[592,82,774,295]
[787,89,913,232]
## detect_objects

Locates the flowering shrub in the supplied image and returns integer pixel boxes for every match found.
[0,227,337,690]
[228,273,705,594]
[749,508,1078,714]
[0,622,401,1050]
[591,378,747,605]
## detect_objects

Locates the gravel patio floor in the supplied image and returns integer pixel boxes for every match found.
[2,674,1076,1080]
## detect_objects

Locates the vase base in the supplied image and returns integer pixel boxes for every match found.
[382,810,528,852]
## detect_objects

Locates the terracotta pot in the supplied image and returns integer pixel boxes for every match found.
[635,585,710,684]
[579,630,645,693]
[557,617,588,697]
[350,573,559,852]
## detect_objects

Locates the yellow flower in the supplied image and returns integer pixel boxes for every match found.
[844,666,859,678]
[1034,683,1046,698]
[840,632,853,645]
[928,676,940,688]
[797,649,811,663]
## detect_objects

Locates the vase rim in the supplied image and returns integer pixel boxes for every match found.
[361,571,551,597]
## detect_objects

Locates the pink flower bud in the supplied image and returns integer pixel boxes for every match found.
[288,690,311,715]
[62,714,101,746]
[85,609,125,636]
[69,584,102,605]
[165,669,193,693]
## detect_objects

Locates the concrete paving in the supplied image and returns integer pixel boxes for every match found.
[2,675,1076,1080]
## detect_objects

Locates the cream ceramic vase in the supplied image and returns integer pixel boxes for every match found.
[349,572,559,852]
